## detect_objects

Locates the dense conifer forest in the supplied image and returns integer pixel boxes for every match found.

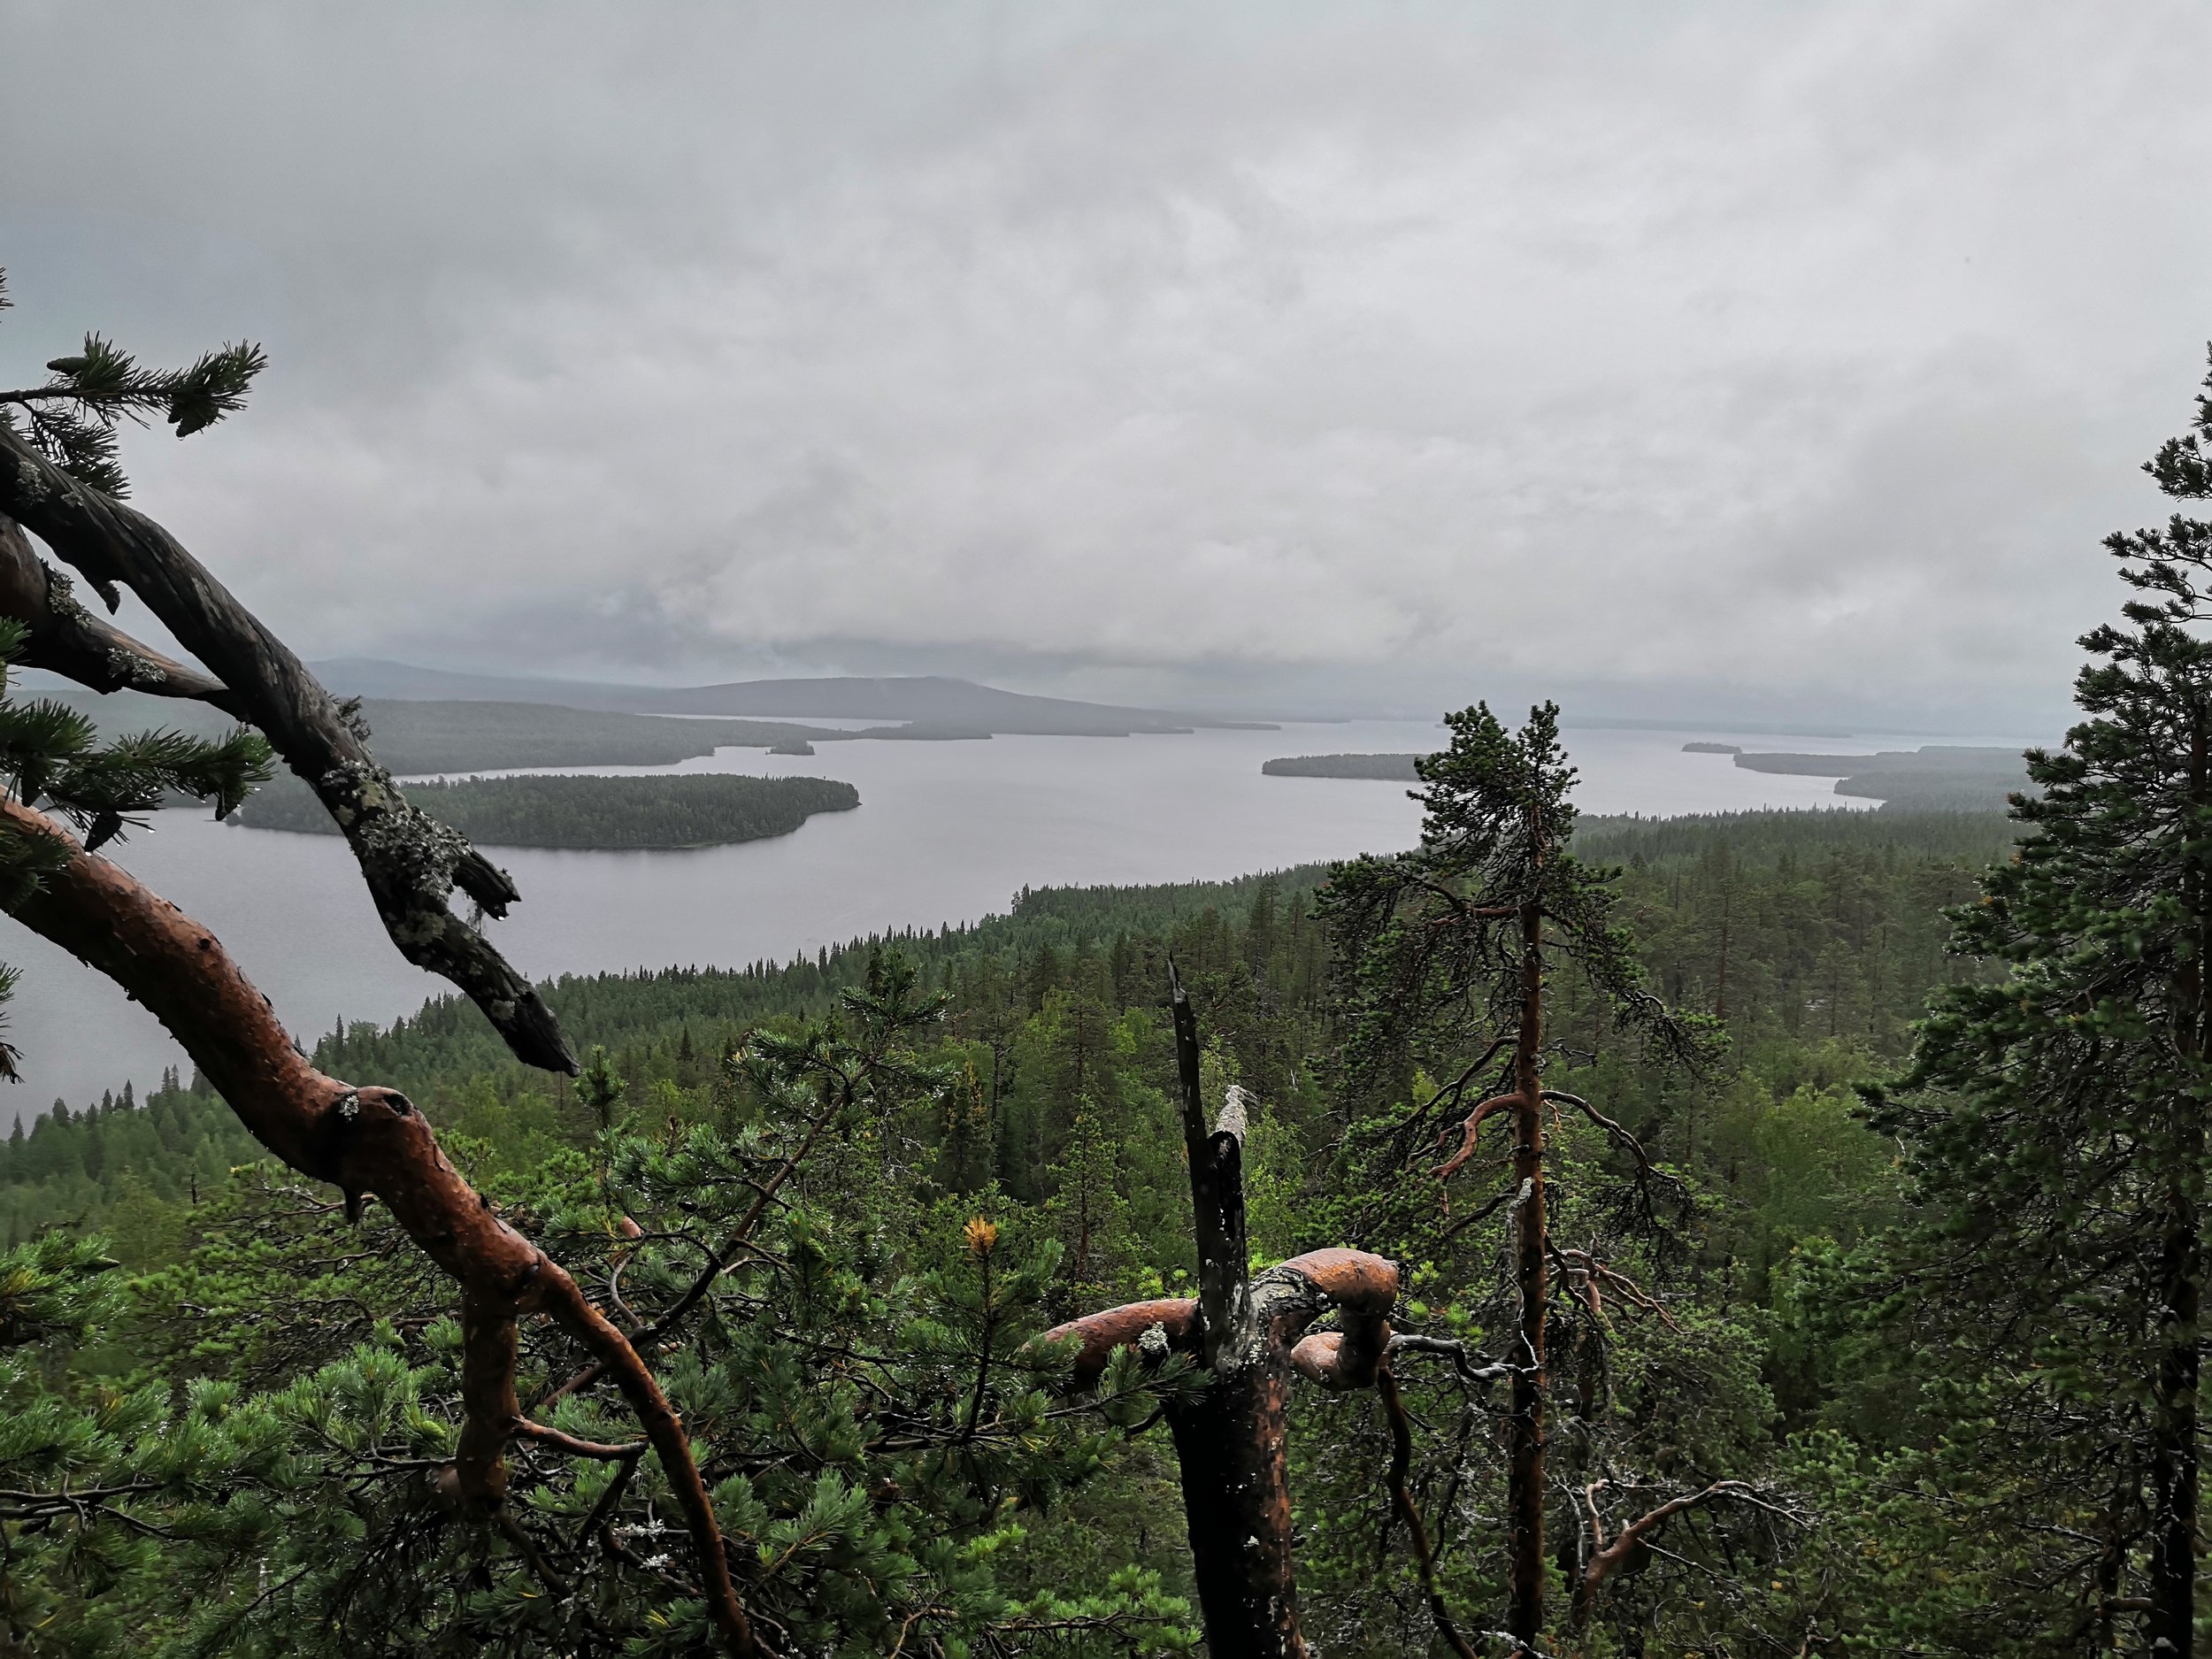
[1,804,2041,1653]
[228,772,861,849]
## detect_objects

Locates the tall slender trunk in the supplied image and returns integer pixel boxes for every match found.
[2152,718,2209,1654]
[1714,879,1732,1024]
[2150,1189,2199,1655]
[1507,851,1549,1645]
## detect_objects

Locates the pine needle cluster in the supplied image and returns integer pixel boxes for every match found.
[0,269,265,497]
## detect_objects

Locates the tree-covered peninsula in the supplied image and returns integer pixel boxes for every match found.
[229,772,859,849]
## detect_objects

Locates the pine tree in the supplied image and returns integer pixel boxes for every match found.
[1866,351,2212,1652]
[1321,703,1725,1643]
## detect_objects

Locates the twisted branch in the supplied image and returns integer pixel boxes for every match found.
[0,434,572,1072]
[1432,1091,1524,1181]
[0,798,756,1655]
[1573,1478,1790,1629]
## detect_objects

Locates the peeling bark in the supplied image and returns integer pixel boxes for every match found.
[0,798,756,1655]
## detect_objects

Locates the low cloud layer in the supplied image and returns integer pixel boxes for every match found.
[4,3,2208,726]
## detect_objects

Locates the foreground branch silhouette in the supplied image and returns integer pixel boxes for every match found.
[0,426,573,1072]
[0,797,761,1654]
[0,281,754,1647]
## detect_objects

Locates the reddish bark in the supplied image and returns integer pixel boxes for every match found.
[0,797,760,1655]
[1050,1243,1403,1658]
[1432,1090,1524,1181]
[1571,1480,1757,1630]
[1042,1298,1199,1389]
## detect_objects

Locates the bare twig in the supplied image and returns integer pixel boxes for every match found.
[1376,1364,1480,1659]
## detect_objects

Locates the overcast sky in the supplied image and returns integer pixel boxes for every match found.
[4,3,2208,729]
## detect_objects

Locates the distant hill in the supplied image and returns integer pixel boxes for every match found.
[25,689,843,775]
[1262,753,1425,780]
[21,680,1251,781]
[311,660,1273,737]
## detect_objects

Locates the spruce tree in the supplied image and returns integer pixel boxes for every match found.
[1866,351,2212,1652]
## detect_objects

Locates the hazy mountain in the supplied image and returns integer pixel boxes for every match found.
[311,660,1273,736]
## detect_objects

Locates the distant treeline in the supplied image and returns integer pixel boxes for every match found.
[229,772,859,849]
[1261,752,1425,780]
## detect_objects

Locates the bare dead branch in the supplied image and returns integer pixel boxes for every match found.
[0,513,240,709]
[1554,1247,1678,1332]
[1384,1333,1516,1386]
[1572,1478,1784,1629]
[0,430,573,1072]
[1540,1089,1663,1180]
[1171,960,1249,1368]
[1376,1365,1480,1659]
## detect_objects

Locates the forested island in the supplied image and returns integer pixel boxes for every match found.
[227,772,860,849]
[1261,750,1425,779]
[1724,743,2036,808]
[1271,743,2039,810]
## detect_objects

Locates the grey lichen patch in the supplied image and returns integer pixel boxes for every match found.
[104,645,168,689]
[1138,1322,1171,1360]
[321,757,470,907]
[13,453,50,503]
[41,563,88,622]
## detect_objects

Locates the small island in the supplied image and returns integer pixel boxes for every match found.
[767,739,816,756]
[1681,741,1741,754]
[1261,753,1425,780]
[228,772,860,849]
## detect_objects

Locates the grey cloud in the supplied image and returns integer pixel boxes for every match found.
[2,1,2208,728]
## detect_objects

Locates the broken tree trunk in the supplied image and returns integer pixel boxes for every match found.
[0,796,757,1656]
[1042,971,1403,1658]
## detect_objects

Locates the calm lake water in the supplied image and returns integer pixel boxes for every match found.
[0,718,2024,1120]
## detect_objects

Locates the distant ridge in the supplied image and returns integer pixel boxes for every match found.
[311,660,1274,737]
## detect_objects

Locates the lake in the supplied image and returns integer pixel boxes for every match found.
[0,718,2023,1119]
